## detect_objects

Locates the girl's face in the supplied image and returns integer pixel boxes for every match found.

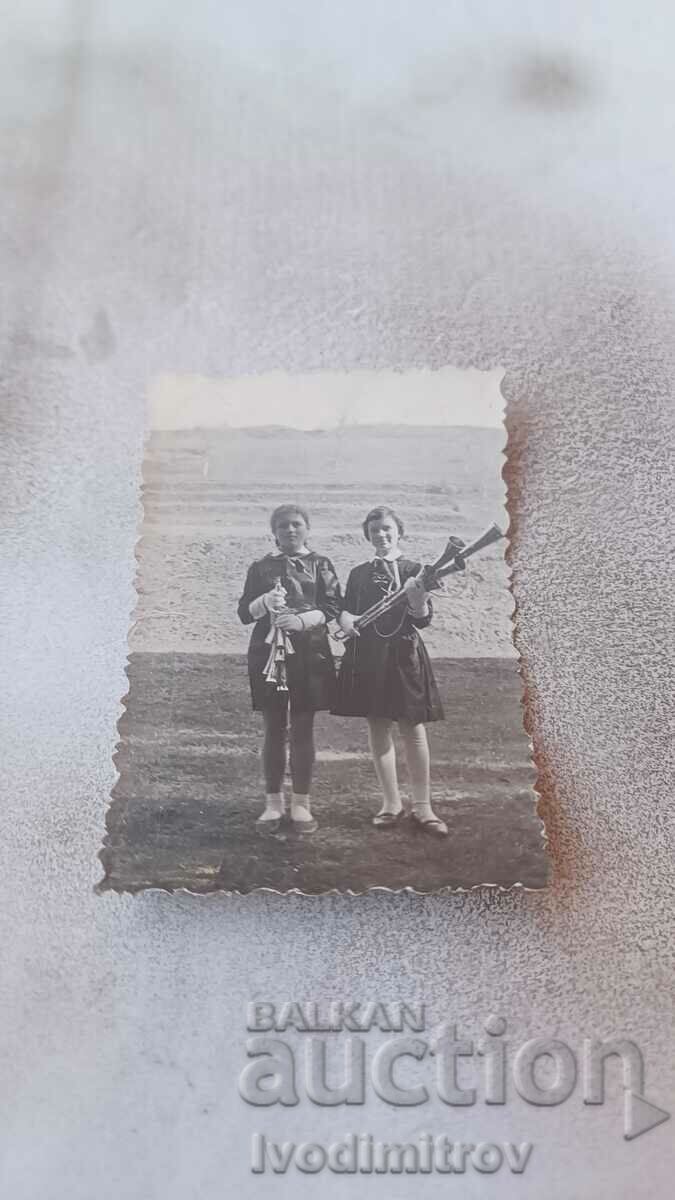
[274,512,309,554]
[367,516,400,556]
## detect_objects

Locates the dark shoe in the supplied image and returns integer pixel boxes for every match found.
[409,812,448,837]
[372,810,405,828]
[289,813,318,835]
[255,814,282,834]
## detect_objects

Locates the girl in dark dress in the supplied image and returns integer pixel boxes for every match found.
[333,505,448,836]
[237,504,341,834]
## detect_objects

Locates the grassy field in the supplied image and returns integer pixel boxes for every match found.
[101,653,547,893]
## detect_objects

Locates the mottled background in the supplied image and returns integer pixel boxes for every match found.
[1,2,674,1197]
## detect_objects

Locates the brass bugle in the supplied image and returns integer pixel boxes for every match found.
[333,523,504,640]
[434,522,504,580]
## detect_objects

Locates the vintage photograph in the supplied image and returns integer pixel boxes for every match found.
[100,368,548,892]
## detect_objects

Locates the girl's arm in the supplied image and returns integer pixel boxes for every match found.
[237,563,282,625]
[336,567,361,636]
[403,569,433,629]
[340,567,359,616]
[315,556,343,624]
[237,564,258,625]
[409,600,433,629]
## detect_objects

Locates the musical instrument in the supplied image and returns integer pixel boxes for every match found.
[262,578,294,691]
[333,522,504,640]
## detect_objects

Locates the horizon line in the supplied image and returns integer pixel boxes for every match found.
[150,421,504,433]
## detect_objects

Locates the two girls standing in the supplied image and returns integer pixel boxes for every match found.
[237,503,448,837]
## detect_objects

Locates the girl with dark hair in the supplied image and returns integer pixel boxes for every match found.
[332,505,447,836]
[237,504,341,834]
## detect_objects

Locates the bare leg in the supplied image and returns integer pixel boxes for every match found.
[367,717,403,816]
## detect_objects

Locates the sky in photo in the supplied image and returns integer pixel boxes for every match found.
[148,368,505,431]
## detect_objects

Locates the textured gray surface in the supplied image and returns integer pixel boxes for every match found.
[1,3,674,1197]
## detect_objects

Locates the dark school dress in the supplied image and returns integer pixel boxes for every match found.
[237,551,342,714]
[332,557,444,724]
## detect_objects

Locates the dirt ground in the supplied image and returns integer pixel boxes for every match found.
[102,654,547,893]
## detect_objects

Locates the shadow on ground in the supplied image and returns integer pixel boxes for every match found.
[100,654,548,893]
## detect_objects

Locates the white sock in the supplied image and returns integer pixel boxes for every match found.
[399,721,436,820]
[290,793,313,822]
[259,792,284,821]
[367,718,403,815]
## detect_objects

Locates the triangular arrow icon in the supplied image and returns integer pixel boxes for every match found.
[624,1091,671,1140]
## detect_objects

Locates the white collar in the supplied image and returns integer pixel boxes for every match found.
[374,550,402,562]
[271,547,311,557]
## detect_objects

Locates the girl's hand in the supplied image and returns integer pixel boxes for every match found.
[403,575,429,615]
[264,585,287,613]
[274,612,304,633]
[338,611,360,638]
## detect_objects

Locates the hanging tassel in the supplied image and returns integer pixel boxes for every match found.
[263,621,292,691]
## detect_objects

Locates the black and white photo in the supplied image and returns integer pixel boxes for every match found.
[101,368,548,892]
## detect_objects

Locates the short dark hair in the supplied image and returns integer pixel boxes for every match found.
[269,504,310,533]
[361,505,405,541]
